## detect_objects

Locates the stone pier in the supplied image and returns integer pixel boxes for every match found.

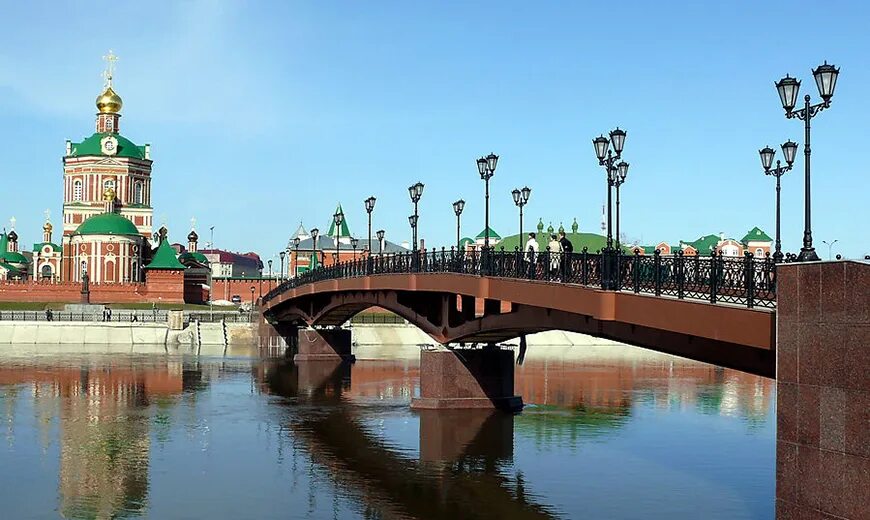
[294,328,354,362]
[776,260,868,519]
[411,347,522,411]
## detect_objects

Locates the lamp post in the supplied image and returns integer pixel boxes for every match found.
[351,237,359,260]
[376,229,385,256]
[821,239,839,261]
[775,62,840,262]
[310,228,319,270]
[408,182,424,252]
[593,128,627,252]
[333,210,344,265]
[267,259,273,284]
[250,286,255,314]
[612,162,629,250]
[292,237,300,276]
[476,153,498,250]
[453,199,465,250]
[365,196,376,254]
[279,250,285,281]
[511,187,531,251]
[408,214,418,250]
[759,140,798,263]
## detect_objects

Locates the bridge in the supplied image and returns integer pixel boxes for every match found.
[262,248,779,409]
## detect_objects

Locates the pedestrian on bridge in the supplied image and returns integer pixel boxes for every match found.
[548,234,563,277]
[559,231,574,280]
[526,232,539,279]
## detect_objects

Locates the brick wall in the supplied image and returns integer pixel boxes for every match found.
[210,278,279,303]
[0,268,187,304]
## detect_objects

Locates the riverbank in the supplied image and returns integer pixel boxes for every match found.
[0,321,254,346]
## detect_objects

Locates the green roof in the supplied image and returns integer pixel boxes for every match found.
[32,242,61,253]
[75,212,141,236]
[497,232,629,253]
[145,240,185,270]
[179,251,209,265]
[69,132,147,160]
[683,234,720,254]
[0,233,28,265]
[0,261,21,273]
[459,237,474,247]
[741,227,773,243]
[326,204,351,238]
[475,226,501,240]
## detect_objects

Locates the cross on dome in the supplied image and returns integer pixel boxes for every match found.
[9,216,15,230]
[102,50,119,88]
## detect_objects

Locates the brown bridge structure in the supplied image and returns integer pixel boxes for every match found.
[262,249,783,409]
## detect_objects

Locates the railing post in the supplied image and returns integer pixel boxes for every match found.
[676,250,685,299]
[710,252,718,304]
[745,251,755,308]
[654,249,662,296]
[544,247,551,282]
[633,249,640,293]
[581,247,589,285]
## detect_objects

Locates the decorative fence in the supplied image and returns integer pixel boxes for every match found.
[263,248,777,309]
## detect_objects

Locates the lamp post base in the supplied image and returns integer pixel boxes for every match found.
[796,247,820,262]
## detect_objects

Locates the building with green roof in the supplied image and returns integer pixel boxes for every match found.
[75,212,141,236]
[146,239,185,270]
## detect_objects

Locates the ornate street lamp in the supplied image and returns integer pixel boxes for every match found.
[775,62,840,261]
[759,140,797,263]
[364,196,376,259]
[351,237,359,260]
[408,182,424,252]
[512,187,531,251]
[476,153,498,250]
[267,259,273,280]
[292,237,300,276]
[453,199,465,250]
[310,228,319,269]
[333,210,344,265]
[376,229,385,255]
[592,128,627,252]
[612,161,629,250]
[279,250,285,280]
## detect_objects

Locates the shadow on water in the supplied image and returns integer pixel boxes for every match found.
[259,359,556,520]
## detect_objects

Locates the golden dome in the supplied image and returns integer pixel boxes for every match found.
[103,186,116,202]
[43,221,53,232]
[96,86,123,114]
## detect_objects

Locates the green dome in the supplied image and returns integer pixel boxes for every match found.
[75,212,141,236]
[69,132,147,160]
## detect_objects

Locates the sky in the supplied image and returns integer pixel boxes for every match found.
[0,0,867,262]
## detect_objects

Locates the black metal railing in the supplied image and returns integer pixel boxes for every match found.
[263,247,777,309]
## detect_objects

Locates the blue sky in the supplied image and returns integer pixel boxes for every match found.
[0,0,867,261]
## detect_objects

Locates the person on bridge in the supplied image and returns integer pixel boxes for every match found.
[548,234,563,277]
[526,232,539,279]
[559,230,574,280]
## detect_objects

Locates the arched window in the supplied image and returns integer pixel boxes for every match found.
[103,179,115,191]
[755,248,764,257]
[40,264,53,280]
[134,181,143,204]
[73,180,83,201]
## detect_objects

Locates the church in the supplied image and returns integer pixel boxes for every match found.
[57,51,156,284]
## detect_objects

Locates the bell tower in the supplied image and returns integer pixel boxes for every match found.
[95,50,122,134]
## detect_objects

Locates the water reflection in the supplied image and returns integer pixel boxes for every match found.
[0,344,775,519]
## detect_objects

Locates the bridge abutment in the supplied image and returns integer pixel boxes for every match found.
[776,260,868,520]
[411,348,522,412]
[294,328,355,362]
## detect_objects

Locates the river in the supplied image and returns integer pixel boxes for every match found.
[0,341,774,519]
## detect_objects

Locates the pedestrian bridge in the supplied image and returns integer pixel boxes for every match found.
[262,249,777,378]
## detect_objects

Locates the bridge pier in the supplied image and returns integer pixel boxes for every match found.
[411,347,522,412]
[776,260,868,520]
[294,328,355,362]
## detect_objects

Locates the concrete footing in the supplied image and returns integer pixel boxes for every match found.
[411,348,523,411]
[293,328,355,362]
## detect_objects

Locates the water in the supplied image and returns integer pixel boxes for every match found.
[0,343,775,519]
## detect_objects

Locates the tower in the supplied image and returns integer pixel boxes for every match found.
[62,51,153,241]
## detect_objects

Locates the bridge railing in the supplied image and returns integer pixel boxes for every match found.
[263,247,776,309]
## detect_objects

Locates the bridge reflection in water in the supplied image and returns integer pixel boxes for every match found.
[254,347,773,519]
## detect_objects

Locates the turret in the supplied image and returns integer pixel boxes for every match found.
[188,229,199,253]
